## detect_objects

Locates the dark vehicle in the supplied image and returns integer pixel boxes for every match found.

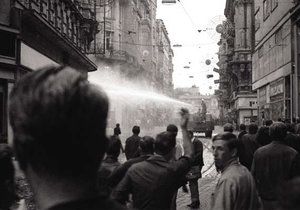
[188,113,214,137]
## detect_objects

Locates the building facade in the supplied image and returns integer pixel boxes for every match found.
[216,0,257,126]
[0,0,97,144]
[89,0,174,133]
[252,0,300,123]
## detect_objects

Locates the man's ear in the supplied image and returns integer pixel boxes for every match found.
[231,148,237,158]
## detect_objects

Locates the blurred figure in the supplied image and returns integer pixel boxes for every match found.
[186,131,204,208]
[98,138,122,195]
[114,123,121,136]
[211,132,261,210]
[223,123,234,133]
[285,122,300,153]
[252,122,298,210]
[239,123,259,170]
[113,108,193,210]
[109,136,154,188]
[9,66,125,210]
[265,119,273,127]
[255,126,272,146]
[0,144,20,210]
[278,177,300,210]
[238,124,247,141]
[125,126,141,160]
[110,128,125,155]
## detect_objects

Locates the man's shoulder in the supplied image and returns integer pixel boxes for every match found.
[220,164,252,184]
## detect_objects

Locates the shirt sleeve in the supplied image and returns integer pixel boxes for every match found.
[211,179,237,210]
[170,156,191,182]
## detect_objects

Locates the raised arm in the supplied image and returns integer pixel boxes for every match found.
[180,108,193,158]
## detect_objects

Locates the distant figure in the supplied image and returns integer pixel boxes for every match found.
[239,123,259,170]
[166,124,181,160]
[9,66,125,210]
[238,124,247,140]
[265,119,273,127]
[186,131,204,208]
[114,123,121,136]
[109,136,154,188]
[113,108,193,210]
[223,123,234,133]
[252,122,298,210]
[98,138,122,195]
[211,132,261,210]
[125,126,141,160]
[111,129,125,155]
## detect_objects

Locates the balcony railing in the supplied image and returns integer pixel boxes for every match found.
[14,0,97,53]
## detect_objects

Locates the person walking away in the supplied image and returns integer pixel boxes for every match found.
[211,132,261,210]
[114,123,121,136]
[238,124,247,141]
[186,131,204,208]
[252,122,298,210]
[125,126,141,160]
[98,138,122,195]
[109,136,154,188]
[255,126,272,146]
[113,108,193,210]
[239,123,260,170]
[9,66,125,210]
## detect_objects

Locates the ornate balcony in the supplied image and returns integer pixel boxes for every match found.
[13,0,98,54]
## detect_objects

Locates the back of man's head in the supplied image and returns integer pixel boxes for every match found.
[265,119,273,126]
[9,66,109,179]
[139,136,154,155]
[154,131,176,155]
[239,124,246,131]
[223,123,234,133]
[248,123,258,134]
[269,122,287,142]
[132,126,140,135]
[166,124,178,137]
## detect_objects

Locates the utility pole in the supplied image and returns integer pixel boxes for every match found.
[103,0,106,55]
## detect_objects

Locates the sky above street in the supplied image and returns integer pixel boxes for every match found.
[157,0,226,94]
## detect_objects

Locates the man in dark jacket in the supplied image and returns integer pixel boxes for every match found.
[252,122,298,210]
[239,123,259,170]
[113,108,193,210]
[125,126,141,160]
[186,131,204,208]
[238,124,247,140]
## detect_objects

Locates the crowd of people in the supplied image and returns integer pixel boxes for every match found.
[0,65,300,210]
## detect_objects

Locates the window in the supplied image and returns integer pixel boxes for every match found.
[275,28,282,45]
[271,0,278,12]
[263,0,271,20]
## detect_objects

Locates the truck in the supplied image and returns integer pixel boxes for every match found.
[188,113,214,137]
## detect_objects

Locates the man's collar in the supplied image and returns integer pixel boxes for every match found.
[221,158,239,173]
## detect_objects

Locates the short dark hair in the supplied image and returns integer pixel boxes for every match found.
[9,66,109,178]
[154,131,176,155]
[116,123,120,127]
[166,124,178,133]
[132,126,140,135]
[139,136,154,154]
[248,123,258,134]
[269,122,287,142]
[212,132,238,152]
[223,123,234,132]
[265,119,273,126]
[239,124,246,131]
